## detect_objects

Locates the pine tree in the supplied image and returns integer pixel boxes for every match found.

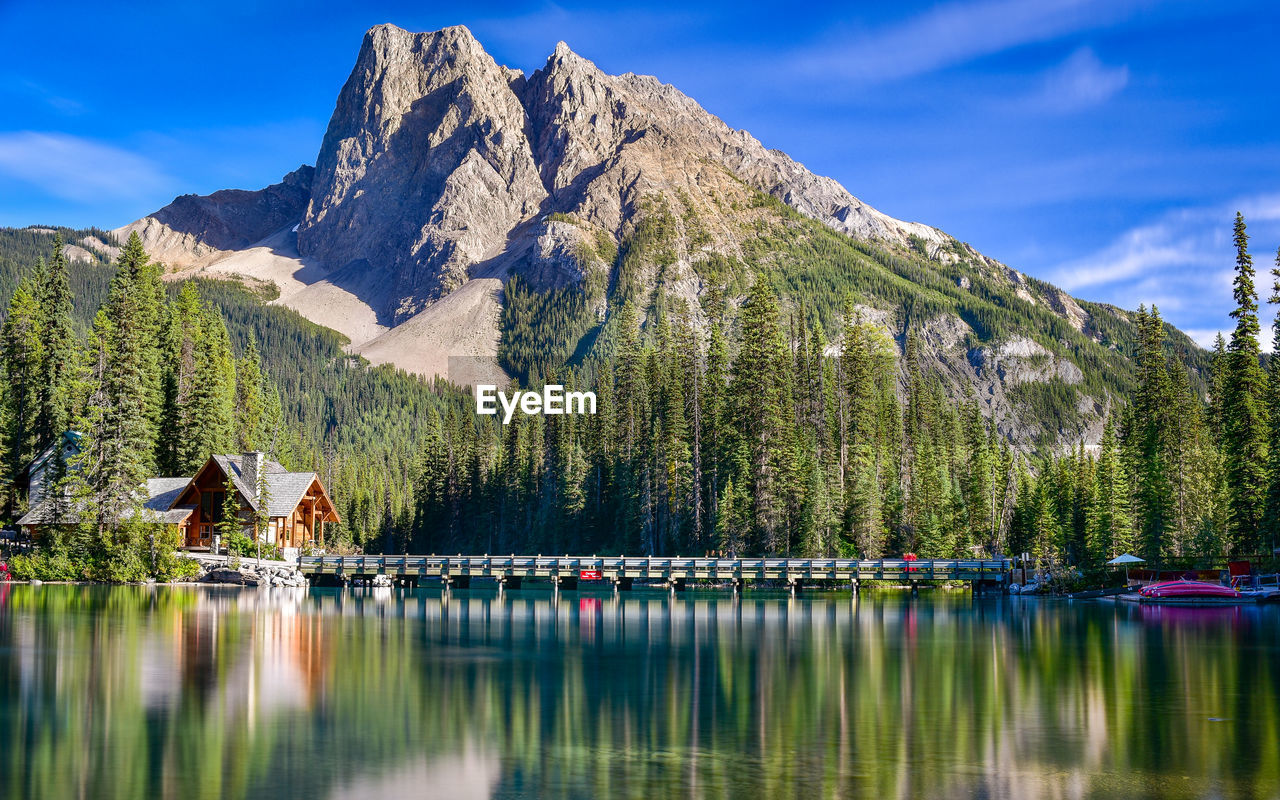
[157,283,202,475]
[254,462,272,561]
[703,321,729,542]
[730,277,796,553]
[413,407,448,552]
[840,301,895,557]
[190,303,237,460]
[71,233,172,532]
[33,234,77,448]
[1222,212,1269,553]
[235,334,267,451]
[1208,332,1227,445]
[1,279,43,513]
[1131,305,1174,556]
[1263,245,1280,554]
[218,474,242,550]
[1088,415,1133,563]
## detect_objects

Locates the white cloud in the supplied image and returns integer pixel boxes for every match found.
[1037,47,1129,111]
[0,131,172,203]
[1047,194,1280,347]
[792,0,1146,84]
[1181,328,1230,349]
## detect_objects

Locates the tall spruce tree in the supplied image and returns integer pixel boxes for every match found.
[157,283,202,475]
[730,277,796,553]
[1,278,43,513]
[235,335,267,451]
[840,300,895,557]
[1088,415,1133,563]
[33,234,77,448]
[1222,212,1269,553]
[1264,245,1280,553]
[1131,305,1174,556]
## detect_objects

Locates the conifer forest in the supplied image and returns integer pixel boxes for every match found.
[2,212,1279,576]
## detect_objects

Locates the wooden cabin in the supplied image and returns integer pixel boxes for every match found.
[170,452,340,551]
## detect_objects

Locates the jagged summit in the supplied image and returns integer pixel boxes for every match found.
[112,23,1198,448]
[124,23,949,307]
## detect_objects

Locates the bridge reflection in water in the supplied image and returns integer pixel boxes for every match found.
[298,554,1011,591]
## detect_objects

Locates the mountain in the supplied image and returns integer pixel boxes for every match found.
[113,23,1208,449]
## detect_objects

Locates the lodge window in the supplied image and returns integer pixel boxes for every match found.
[200,491,226,524]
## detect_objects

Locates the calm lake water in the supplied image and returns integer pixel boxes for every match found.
[1,584,1278,799]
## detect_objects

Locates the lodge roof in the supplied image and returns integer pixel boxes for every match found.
[145,478,197,524]
[204,454,328,518]
[18,452,340,528]
[27,431,83,476]
[17,477,197,527]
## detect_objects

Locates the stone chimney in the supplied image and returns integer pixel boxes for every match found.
[242,451,265,504]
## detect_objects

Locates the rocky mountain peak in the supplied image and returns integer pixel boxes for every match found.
[109,23,1203,447]
[298,24,547,322]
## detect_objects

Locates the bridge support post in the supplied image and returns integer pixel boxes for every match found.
[731,577,743,594]
[668,578,686,593]
[788,579,803,596]
[613,577,632,592]
[499,576,522,591]
[445,575,471,590]
[851,579,859,594]
[910,581,919,597]
[556,576,579,591]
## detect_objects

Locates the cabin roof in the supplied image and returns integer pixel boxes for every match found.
[208,454,288,512]
[17,477,195,527]
[25,430,83,476]
[144,478,196,524]
[177,454,339,522]
[265,471,321,518]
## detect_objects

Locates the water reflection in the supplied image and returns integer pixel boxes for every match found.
[1,585,1278,799]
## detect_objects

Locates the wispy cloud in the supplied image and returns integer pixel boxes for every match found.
[1048,195,1280,346]
[0,131,173,203]
[1035,47,1129,111]
[12,78,86,115]
[792,0,1146,84]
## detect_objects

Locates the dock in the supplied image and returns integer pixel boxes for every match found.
[297,554,1012,592]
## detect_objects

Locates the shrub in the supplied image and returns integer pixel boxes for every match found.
[223,531,282,562]
[7,549,88,581]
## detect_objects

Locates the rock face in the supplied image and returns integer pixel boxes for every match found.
[117,24,982,384]
[119,166,314,270]
[300,25,547,322]
[294,24,950,323]
[113,23,1205,449]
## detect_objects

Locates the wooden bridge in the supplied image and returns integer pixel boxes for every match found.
[297,555,1012,592]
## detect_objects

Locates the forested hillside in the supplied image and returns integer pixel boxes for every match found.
[3,218,1276,570]
[499,190,1211,439]
[0,228,447,552]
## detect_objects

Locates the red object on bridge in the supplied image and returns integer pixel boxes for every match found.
[579,570,602,580]
[903,552,919,573]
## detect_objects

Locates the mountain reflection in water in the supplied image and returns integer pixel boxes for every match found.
[1,584,1278,799]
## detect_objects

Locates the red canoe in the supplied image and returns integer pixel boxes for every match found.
[1140,580,1239,599]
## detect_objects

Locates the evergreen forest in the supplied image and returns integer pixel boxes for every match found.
[1,212,1278,580]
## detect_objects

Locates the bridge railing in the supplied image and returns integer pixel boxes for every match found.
[298,554,1010,577]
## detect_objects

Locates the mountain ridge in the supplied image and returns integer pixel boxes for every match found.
[111,23,1208,450]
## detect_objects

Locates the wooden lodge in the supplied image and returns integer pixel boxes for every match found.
[17,450,340,553]
[171,452,340,551]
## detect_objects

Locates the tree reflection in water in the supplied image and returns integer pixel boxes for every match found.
[1,585,1277,799]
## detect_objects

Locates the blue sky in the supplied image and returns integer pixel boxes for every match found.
[2,0,1278,346]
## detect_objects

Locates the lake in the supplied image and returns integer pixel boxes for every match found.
[1,583,1278,799]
